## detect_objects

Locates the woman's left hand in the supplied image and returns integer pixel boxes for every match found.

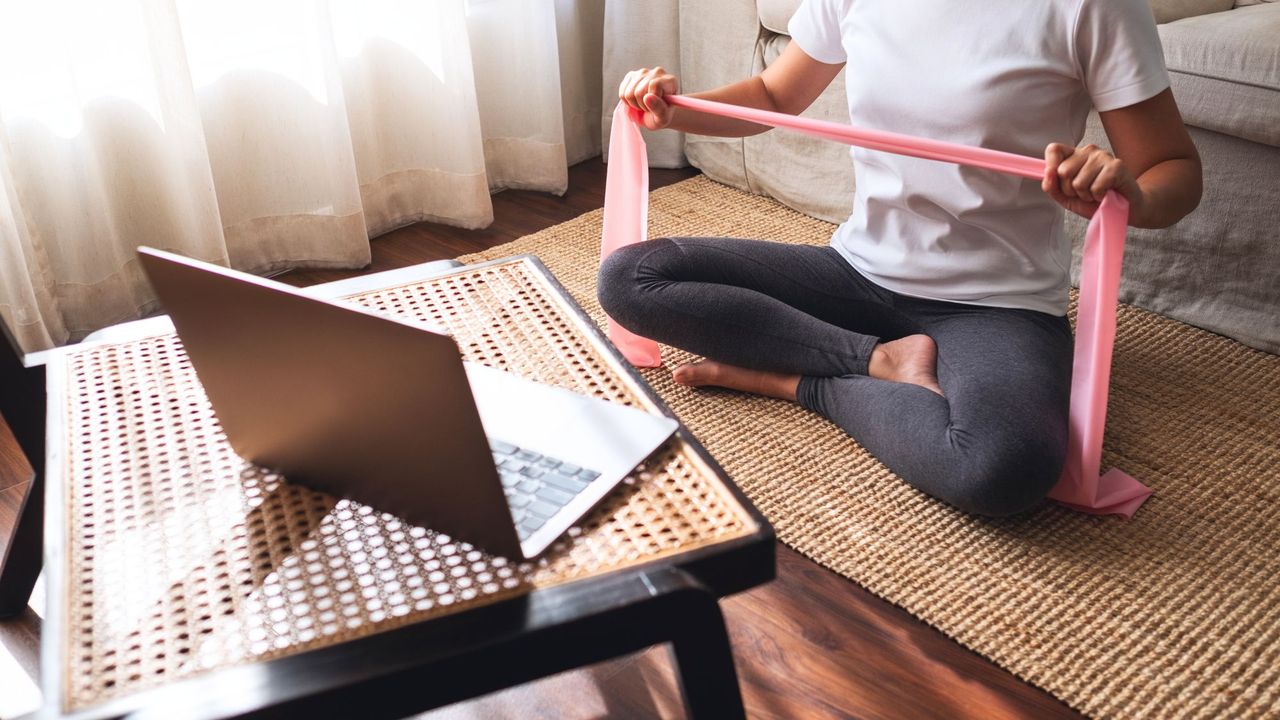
[1043,143,1145,220]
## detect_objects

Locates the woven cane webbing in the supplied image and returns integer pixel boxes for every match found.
[458,176,1280,720]
[58,258,755,710]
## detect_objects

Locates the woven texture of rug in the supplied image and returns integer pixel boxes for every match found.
[460,176,1280,719]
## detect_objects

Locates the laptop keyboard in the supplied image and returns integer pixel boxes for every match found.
[489,439,602,541]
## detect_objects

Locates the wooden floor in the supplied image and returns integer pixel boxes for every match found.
[0,159,1082,720]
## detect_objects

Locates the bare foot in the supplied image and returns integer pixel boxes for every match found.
[868,334,944,396]
[672,360,800,401]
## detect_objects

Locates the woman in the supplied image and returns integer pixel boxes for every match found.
[600,0,1202,515]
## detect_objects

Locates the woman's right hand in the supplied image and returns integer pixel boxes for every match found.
[618,67,679,130]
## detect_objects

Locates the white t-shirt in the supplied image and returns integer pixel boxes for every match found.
[788,0,1169,315]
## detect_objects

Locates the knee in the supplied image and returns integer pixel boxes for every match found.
[597,239,671,327]
[946,432,1066,517]
[597,244,643,323]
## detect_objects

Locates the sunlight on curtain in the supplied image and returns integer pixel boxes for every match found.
[331,0,492,234]
[0,0,603,353]
[178,0,371,274]
[467,0,567,193]
[0,0,227,352]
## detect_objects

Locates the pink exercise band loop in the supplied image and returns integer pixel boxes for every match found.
[600,96,1153,518]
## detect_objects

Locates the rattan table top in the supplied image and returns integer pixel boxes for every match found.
[47,257,759,712]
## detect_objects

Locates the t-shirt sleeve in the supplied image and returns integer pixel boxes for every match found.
[1074,0,1171,111]
[787,0,847,65]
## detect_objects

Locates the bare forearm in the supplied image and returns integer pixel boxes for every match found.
[665,77,779,137]
[1048,90,1204,228]
[1131,156,1202,229]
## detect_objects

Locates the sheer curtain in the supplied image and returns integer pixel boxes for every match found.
[0,0,603,353]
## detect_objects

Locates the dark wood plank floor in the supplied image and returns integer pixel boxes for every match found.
[0,158,1082,720]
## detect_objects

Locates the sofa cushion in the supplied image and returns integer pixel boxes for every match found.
[757,0,802,35]
[1159,3,1280,146]
[1149,0,1234,23]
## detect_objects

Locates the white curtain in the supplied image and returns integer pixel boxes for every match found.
[0,0,603,353]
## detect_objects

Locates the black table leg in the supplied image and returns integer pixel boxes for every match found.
[668,591,746,719]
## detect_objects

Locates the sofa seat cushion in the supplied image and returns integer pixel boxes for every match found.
[1159,3,1280,146]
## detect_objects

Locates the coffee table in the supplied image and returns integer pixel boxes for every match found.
[28,256,775,719]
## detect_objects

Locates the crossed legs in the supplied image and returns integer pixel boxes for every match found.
[599,237,1072,516]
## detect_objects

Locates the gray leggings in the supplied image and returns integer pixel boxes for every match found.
[598,237,1073,516]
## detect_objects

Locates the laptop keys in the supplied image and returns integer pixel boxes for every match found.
[543,472,589,494]
[489,437,605,542]
[490,440,518,455]
[527,500,560,520]
[535,485,575,506]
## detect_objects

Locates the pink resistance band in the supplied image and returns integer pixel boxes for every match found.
[601,95,1153,518]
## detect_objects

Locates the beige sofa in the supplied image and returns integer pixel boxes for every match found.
[604,0,1280,353]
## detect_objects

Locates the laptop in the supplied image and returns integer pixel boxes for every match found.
[136,248,678,559]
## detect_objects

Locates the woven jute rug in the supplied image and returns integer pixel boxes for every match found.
[460,176,1280,719]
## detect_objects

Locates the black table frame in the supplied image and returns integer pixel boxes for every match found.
[16,256,776,720]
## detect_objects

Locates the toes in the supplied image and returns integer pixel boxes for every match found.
[672,363,696,385]
[672,361,716,387]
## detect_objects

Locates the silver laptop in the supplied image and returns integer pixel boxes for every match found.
[137,248,677,559]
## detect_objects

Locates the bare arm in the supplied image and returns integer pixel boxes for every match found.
[618,43,844,137]
[1043,89,1202,229]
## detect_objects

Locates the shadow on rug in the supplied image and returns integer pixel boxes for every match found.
[461,176,1280,720]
